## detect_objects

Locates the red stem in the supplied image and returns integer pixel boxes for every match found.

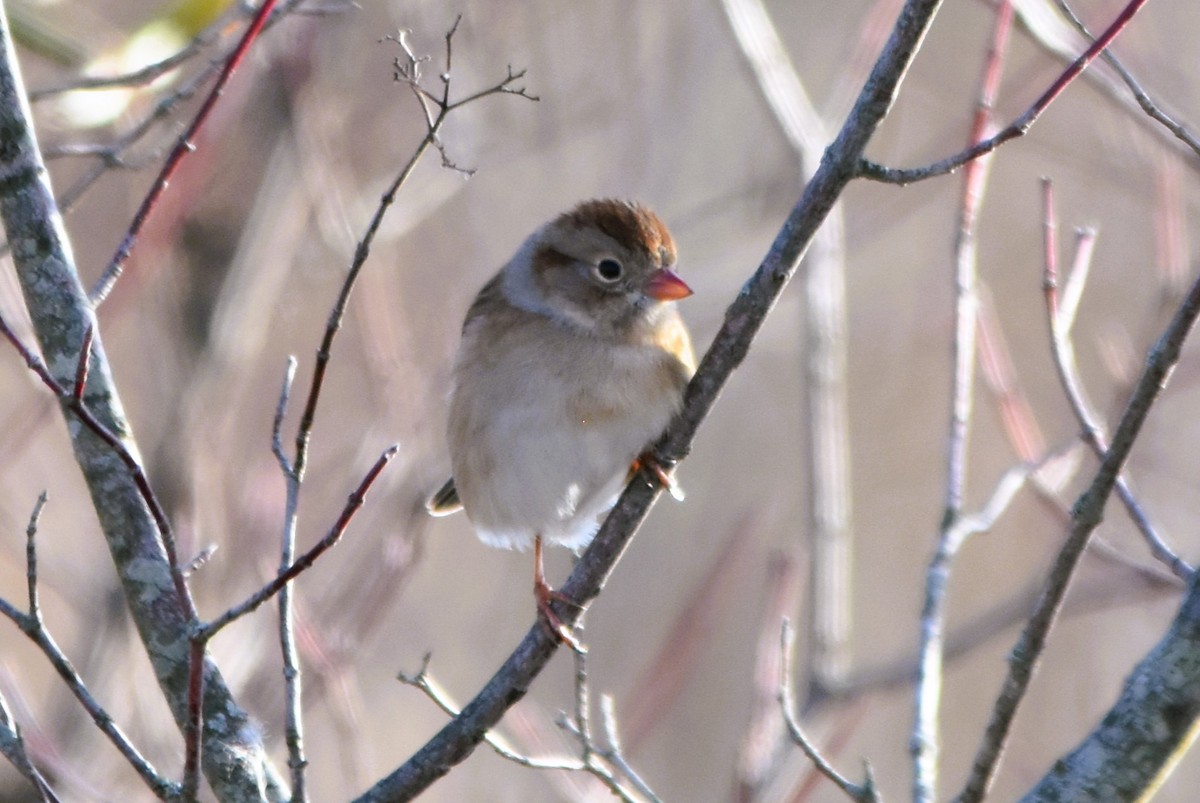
[72,324,93,401]
[92,0,281,304]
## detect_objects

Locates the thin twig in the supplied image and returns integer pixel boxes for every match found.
[835,548,1178,696]
[0,687,61,802]
[198,444,399,640]
[180,443,397,795]
[29,25,220,98]
[181,639,206,802]
[913,6,1011,799]
[397,655,585,772]
[859,0,1151,184]
[1057,227,1096,336]
[0,521,179,800]
[51,57,217,212]
[90,0,282,305]
[780,621,880,803]
[556,648,657,802]
[0,314,196,617]
[1040,180,1191,580]
[954,210,1200,803]
[0,7,279,792]
[289,20,534,489]
[977,285,1046,462]
[1052,0,1200,159]
[272,357,298,471]
[398,644,656,799]
[735,551,804,797]
[598,697,659,803]
[275,356,308,802]
[24,491,48,623]
[0,314,196,616]
[719,0,856,698]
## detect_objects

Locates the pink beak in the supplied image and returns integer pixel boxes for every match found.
[644,268,693,301]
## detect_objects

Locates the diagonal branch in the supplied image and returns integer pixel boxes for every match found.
[354,1,948,799]
[0,4,286,797]
[1040,182,1190,579]
[955,207,1200,803]
[89,0,282,305]
[859,0,1150,184]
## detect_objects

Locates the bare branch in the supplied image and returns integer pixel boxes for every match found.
[30,31,215,98]
[598,697,659,803]
[1052,0,1200,159]
[272,357,298,472]
[955,200,1200,803]
[719,0,856,699]
[0,686,62,802]
[90,0,282,305]
[198,444,399,640]
[397,655,585,773]
[859,0,1150,184]
[0,505,178,799]
[780,621,880,803]
[181,640,205,802]
[1040,179,1191,580]
[24,491,48,623]
[1019,569,1200,800]
[0,314,195,611]
[289,23,534,487]
[556,648,659,802]
[913,6,1012,798]
[0,27,282,764]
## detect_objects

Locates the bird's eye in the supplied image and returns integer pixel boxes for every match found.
[593,258,624,283]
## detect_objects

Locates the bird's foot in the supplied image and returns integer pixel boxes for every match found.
[534,578,586,654]
[632,451,685,501]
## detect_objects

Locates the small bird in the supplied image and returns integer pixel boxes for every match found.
[428,199,695,649]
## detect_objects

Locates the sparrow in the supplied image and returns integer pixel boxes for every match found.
[428,199,695,649]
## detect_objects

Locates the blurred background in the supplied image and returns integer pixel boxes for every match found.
[1,0,1199,800]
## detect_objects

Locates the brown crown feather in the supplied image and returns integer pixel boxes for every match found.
[557,199,676,267]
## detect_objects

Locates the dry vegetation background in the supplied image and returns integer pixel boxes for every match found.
[2,0,1200,800]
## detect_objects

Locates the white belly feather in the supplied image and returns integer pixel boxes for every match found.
[448,318,683,551]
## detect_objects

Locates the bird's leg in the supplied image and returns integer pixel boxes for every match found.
[630,451,685,501]
[533,535,586,653]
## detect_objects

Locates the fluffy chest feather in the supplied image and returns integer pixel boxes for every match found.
[447,298,691,549]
